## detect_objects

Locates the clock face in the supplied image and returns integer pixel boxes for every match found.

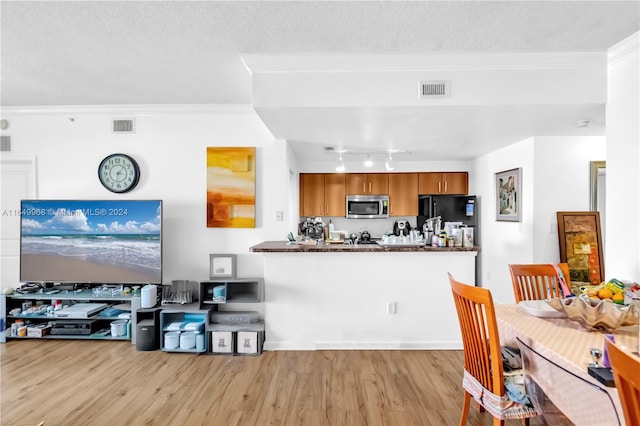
[98,153,140,193]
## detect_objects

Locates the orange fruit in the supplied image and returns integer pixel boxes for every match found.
[612,293,624,304]
[597,288,614,299]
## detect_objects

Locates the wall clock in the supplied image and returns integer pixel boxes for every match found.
[98,153,140,193]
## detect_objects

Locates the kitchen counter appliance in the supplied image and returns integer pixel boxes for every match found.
[299,217,324,240]
[393,220,411,237]
[346,195,389,219]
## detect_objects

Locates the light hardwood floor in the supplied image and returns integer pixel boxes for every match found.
[1,340,543,426]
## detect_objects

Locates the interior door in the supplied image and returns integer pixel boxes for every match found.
[1,156,37,290]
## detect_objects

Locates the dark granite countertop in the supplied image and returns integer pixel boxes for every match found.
[250,241,480,253]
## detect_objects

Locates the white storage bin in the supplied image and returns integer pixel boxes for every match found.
[110,320,128,337]
[236,331,259,354]
[211,331,234,353]
[180,331,196,350]
[164,331,180,350]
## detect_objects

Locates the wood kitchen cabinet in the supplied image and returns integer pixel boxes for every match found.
[418,172,468,195]
[346,173,388,195]
[388,173,418,216]
[300,173,345,216]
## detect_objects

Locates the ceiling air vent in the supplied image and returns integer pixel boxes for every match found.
[420,80,450,99]
[0,135,11,151]
[112,119,135,133]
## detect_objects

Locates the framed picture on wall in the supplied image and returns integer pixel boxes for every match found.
[209,254,237,279]
[206,147,256,228]
[557,211,604,288]
[495,168,522,222]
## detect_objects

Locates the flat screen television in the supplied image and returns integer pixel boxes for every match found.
[20,199,162,284]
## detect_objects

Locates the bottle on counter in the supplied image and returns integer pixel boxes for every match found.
[438,231,447,247]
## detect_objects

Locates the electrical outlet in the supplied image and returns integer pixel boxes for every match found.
[275,211,284,222]
[386,301,397,314]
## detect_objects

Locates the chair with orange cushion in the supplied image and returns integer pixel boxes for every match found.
[448,273,539,425]
[508,263,571,303]
[605,338,640,425]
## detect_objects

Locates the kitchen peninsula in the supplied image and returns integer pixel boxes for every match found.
[251,241,479,351]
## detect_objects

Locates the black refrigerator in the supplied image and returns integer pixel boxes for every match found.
[417,194,479,234]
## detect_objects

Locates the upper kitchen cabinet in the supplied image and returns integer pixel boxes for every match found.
[419,172,468,195]
[324,174,346,216]
[388,173,418,216]
[346,173,388,195]
[300,173,346,217]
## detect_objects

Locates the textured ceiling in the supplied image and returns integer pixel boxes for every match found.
[2,1,638,106]
[1,1,639,161]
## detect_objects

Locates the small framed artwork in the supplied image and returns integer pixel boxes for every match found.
[495,168,522,222]
[209,254,237,279]
[557,211,604,288]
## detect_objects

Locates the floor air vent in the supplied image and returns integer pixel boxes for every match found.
[112,119,135,133]
[420,80,450,98]
[0,135,11,151]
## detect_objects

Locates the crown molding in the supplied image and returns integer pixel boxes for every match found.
[242,52,606,74]
[608,32,639,66]
[0,104,254,116]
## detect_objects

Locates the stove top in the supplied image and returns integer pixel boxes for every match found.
[357,240,379,245]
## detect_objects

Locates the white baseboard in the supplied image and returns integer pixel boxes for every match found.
[264,340,463,351]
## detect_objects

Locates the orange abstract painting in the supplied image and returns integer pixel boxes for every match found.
[206,147,256,228]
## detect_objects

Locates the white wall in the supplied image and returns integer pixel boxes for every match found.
[473,138,534,303]
[0,106,288,289]
[473,135,606,304]
[606,33,640,281]
[533,136,606,262]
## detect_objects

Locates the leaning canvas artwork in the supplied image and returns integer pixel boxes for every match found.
[557,211,604,287]
[206,147,256,228]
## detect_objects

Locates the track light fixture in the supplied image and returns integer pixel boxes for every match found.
[329,149,410,171]
[385,154,395,171]
[336,154,345,172]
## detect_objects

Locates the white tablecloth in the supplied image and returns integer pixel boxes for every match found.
[495,304,638,426]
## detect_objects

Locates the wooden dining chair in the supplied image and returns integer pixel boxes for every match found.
[508,263,571,303]
[605,338,640,425]
[448,273,539,426]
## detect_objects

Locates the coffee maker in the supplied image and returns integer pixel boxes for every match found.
[299,217,324,240]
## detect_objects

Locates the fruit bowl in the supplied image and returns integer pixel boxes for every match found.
[546,295,639,332]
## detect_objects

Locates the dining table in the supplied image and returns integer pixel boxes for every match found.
[495,303,639,426]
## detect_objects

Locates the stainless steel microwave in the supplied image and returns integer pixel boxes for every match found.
[346,195,389,219]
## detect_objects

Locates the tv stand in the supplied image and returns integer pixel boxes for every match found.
[1,288,140,342]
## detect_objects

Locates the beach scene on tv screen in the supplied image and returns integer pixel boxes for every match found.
[20,200,162,284]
